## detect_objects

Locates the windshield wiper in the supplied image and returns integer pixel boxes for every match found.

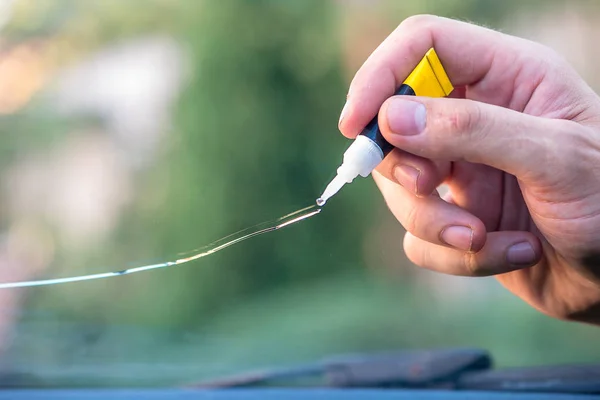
[188,347,600,395]
[189,348,490,388]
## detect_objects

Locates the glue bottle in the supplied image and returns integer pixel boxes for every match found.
[317,48,454,206]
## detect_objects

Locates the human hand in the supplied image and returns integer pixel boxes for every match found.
[339,15,600,325]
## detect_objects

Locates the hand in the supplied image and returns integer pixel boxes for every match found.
[339,15,600,325]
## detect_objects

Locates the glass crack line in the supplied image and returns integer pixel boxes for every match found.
[0,205,322,289]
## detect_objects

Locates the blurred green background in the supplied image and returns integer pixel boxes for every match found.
[0,0,598,388]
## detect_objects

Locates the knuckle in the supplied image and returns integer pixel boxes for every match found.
[534,42,566,66]
[398,14,437,31]
[528,41,580,84]
[517,36,562,65]
[430,101,486,159]
[444,101,483,135]
[403,204,420,234]
[348,63,397,100]
[462,251,485,276]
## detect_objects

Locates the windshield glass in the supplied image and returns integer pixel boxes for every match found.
[0,0,599,388]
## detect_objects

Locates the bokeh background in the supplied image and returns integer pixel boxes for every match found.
[0,0,598,388]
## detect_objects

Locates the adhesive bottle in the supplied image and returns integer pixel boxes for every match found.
[317,48,454,206]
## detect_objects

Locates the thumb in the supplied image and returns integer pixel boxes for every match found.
[378,96,571,182]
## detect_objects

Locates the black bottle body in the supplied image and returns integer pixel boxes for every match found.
[358,84,416,157]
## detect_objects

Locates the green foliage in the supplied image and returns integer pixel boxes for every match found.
[109,0,381,328]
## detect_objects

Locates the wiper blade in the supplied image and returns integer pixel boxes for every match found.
[188,348,490,389]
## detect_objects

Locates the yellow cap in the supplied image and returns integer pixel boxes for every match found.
[403,48,454,97]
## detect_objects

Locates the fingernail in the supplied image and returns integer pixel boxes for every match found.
[339,102,348,125]
[394,165,420,195]
[507,242,536,265]
[440,226,473,252]
[387,98,426,135]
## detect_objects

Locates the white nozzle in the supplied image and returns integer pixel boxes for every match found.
[317,136,384,205]
[318,175,347,205]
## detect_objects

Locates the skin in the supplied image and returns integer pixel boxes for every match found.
[338,15,600,325]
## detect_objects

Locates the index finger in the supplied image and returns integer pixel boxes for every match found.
[338,15,528,138]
